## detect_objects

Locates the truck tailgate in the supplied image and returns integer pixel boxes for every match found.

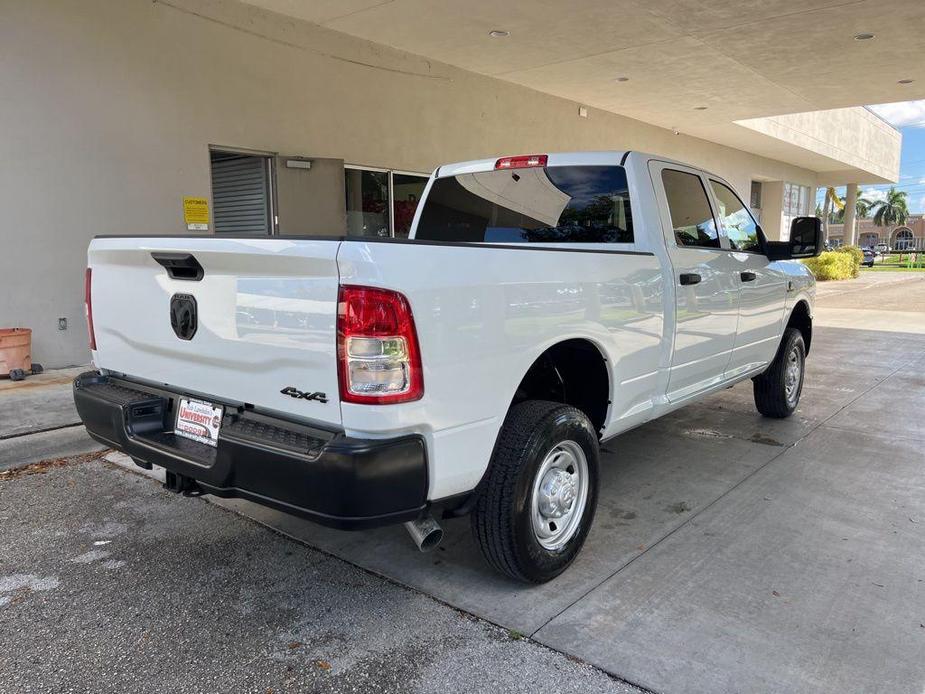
[88,236,342,427]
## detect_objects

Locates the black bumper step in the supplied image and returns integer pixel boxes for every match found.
[73,371,428,529]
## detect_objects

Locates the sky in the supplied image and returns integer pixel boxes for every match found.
[817,99,925,214]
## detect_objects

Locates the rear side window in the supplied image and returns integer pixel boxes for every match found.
[415,166,633,243]
[661,169,719,249]
[710,180,761,252]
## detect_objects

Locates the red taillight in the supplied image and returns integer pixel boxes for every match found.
[495,154,548,170]
[337,285,423,404]
[84,268,97,351]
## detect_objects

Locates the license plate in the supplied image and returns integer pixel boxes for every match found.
[174,398,223,447]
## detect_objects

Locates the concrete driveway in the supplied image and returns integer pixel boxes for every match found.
[1,274,923,693]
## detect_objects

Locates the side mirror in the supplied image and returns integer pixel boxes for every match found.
[766,217,823,260]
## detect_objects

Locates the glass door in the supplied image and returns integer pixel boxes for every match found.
[345,166,429,238]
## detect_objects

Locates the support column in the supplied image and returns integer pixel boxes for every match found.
[761,181,785,241]
[844,183,858,246]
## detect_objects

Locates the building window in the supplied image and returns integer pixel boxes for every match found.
[894,227,915,250]
[345,166,429,238]
[860,232,879,248]
[750,181,762,209]
[781,182,811,241]
[393,173,428,238]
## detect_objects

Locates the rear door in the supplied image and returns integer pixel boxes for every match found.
[649,162,740,401]
[88,236,342,427]
[706,178,787,377]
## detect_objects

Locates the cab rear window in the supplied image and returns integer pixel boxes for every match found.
[415,166,633,243]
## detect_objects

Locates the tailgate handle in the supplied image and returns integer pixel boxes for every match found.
[151,253,204,281]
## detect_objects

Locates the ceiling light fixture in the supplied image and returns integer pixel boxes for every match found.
[489,30,510,38]
[614,76,629,82]
[694,106,708,110]
[853,33,875,40]
[898,79,914,84]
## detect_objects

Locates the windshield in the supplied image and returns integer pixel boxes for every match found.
[415,165,633,244]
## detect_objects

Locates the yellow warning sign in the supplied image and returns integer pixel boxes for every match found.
[183,197,209,231]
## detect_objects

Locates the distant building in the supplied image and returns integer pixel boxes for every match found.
[827,216,924,250]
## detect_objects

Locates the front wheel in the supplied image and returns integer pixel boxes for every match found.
[470,401,599,583]
[753,328,805,418]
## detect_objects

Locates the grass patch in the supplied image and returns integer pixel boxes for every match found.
[862,265,925,272]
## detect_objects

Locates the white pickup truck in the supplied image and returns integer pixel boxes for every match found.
[75,151,820,583]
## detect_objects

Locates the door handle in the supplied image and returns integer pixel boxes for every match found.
[740,271,757,282]
[679,273,701,286]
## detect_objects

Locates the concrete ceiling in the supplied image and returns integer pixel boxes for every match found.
[243,0,923,179]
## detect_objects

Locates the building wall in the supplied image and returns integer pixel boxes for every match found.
[736,107,902,184]
[828,216,925,249]
[1,0,820,368]
[275,157,346,236]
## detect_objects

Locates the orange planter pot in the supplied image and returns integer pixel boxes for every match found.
[0,328,32,377]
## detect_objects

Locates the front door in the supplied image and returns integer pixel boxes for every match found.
[650,162,740,402]
[707,178,787,377]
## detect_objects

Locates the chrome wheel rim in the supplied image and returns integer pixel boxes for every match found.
[784,345,802,406]
[530,440,589,551]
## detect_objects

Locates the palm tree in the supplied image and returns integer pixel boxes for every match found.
[870,187,909,228]
[819,187,843,240]
[835,193,874,222]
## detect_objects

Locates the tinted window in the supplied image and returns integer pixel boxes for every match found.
[415,166,632,243]
[711,180,761,252]
[661,169,719,249]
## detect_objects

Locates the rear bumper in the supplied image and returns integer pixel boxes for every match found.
[73,371,428,529]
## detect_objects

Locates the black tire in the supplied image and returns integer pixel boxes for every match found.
[753,328,805,418]
[470,400,599,583]
[9,369,26,382]
[30,363,44,375]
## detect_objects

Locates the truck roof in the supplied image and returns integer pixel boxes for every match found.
[435,151,629,178]
[434,150,711,179]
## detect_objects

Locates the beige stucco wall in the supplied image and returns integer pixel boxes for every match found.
[736,107,901,184]
[1,0,820,367]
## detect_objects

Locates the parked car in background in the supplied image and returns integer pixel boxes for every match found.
[875,243,889,254]
[862,249,876,267]
[74,151,821,583]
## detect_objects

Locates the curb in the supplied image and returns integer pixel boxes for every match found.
[0,425,106,471]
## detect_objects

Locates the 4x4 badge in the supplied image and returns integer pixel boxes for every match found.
[280,386,328,404]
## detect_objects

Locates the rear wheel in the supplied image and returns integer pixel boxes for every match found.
[753,328,805,418]
[470,400,599,583]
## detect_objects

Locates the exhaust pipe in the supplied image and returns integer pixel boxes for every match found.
[404,515,443,552]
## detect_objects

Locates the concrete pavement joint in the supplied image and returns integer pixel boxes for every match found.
[0,422,83,441]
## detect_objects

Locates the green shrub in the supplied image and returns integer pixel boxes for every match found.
[833,245,863,277]
[803,250,858,281]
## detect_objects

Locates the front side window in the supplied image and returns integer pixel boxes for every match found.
[415,166,633,244]
[710,180,761,252]
[661,169,719,248]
